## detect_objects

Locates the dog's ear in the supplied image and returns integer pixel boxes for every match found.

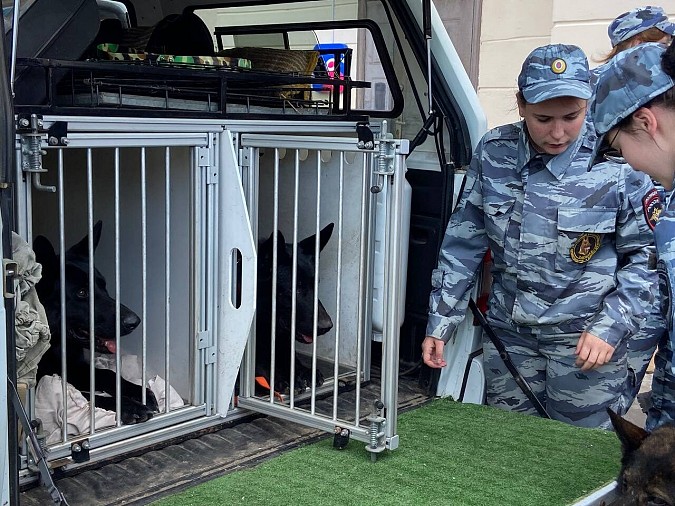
[67,220,104,259]
[33,235,58,295]
[607,408,649,456]
[298,223,334,256]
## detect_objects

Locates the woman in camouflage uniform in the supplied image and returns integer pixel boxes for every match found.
[592,41,675,430]
[592,5,675,428]
[422,44,658,430]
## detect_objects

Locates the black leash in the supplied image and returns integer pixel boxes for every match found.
[467,299,551,419]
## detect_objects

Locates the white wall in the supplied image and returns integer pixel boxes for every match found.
[479,1,675,128]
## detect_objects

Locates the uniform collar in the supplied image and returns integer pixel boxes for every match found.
[517,119,593,180]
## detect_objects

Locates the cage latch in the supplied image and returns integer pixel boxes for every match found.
[371,120,396,194]
[364,399,386,462]
[18,114,56,193]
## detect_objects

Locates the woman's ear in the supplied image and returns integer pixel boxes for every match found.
[631,107,659,135]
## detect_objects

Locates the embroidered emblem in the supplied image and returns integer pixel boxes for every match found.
[551,58,567,74]
[570,233,601,263]
[657,259,673,331]
[642,187,662,230]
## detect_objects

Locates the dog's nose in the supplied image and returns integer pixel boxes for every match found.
[316,309,333,335]
[314,300,333,335]
[122,311,141,332]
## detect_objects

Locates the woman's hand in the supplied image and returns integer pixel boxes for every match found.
[575,332,615,371]
[421,336,447,368]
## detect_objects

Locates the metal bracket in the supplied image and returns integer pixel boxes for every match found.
[3,259,17,298]
[356,122,374,150]
[46,121,69,147]
[333,426,351,450]
[70,438,91,464]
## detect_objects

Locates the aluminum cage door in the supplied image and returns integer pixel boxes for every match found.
[234,131,409,456]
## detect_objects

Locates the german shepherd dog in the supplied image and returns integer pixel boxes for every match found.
[255,223,334,395]
[34,221,158,424]
[608,409,675,506]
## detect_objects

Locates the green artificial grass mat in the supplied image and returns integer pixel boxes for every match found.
[152,399,621,506]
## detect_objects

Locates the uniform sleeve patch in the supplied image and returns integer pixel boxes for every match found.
[642,188,662,231]
[657,259,673,331]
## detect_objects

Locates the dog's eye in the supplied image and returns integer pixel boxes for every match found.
[76,288,88,298]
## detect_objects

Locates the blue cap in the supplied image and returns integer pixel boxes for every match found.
[592,42,675,135]
[608,6,675,47]
[518,44,592,104]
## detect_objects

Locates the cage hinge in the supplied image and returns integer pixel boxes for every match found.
[197,146,218,185]
[238,148,250,170]
[204,346,217,365]
[197,330,210,349]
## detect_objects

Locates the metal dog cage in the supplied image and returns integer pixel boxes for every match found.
[14,114,410,479]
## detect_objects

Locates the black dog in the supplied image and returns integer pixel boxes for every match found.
[255,223,334,395]
[608,408,675,506]
[34,221,158,424]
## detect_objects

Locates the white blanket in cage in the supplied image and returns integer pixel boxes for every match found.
[35,354,184,445]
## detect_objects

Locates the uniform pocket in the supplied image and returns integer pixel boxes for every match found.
[555,207,616,272]
[484,198,515,245]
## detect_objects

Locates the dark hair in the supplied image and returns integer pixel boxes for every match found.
[662,39,675,79]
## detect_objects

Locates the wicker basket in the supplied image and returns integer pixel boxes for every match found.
[217,47,320,100]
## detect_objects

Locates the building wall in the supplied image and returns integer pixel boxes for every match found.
[478,1,675,128]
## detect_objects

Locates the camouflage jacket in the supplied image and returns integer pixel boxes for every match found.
[426,119,657,347]
[655,193,675,373]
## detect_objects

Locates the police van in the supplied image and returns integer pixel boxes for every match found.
[0,0,492,503]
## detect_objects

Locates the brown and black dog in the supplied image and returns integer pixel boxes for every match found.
[608,408,675,506]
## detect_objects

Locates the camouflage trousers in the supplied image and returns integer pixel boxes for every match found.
[626,312,667,404]
[483,327,630,430]
[646,333,675,431]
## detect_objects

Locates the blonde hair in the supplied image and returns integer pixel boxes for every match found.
[596,27,672,63]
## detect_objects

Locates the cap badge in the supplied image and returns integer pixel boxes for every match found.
[551,58,567,74]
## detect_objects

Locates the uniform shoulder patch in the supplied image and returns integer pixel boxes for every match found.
[642,187,662,231]
[570,233,601,264]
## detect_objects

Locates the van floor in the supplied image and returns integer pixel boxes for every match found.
[19,368,430,506]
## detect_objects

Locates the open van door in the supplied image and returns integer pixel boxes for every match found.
[0,6,17,505]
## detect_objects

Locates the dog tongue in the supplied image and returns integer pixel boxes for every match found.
[102,339,117,354]
[302,334,313,344]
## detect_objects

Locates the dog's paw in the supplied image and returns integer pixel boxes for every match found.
[294,361,324,392]
[121,397,155,425]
